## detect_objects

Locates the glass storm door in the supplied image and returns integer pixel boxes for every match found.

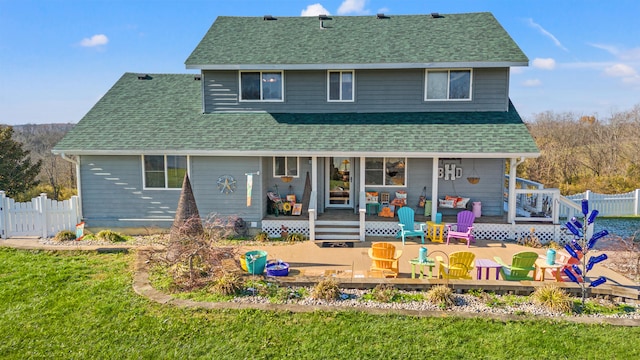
[326,157,352,208]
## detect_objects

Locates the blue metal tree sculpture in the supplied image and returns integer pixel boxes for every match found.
[562,199,609,306]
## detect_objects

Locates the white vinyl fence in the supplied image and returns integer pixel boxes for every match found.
[0,191,81,239]
[560,189,640,218]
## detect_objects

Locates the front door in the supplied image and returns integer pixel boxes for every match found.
[326,157,353,208]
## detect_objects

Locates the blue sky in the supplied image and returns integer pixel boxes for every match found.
[1,0,639,125]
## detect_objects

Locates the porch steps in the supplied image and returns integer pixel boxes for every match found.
[314,220,360,241]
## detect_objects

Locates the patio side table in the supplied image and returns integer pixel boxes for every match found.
[475,259,502,280]
[409,258,435,279]
[426,221,445,243]
[534,258,563,281]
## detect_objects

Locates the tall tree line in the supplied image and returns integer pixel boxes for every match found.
[520,104,640,194]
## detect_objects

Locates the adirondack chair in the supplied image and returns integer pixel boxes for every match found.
[541,251,583,282]
[445,210,475,247]
[436,251,475,279]
[368,242,403,277]
[494,251,538,281]
[395,207,426,245]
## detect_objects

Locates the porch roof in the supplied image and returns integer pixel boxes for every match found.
[54,73,539,157]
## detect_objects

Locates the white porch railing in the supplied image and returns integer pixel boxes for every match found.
[308,190,317,241]
[0,191,81,239]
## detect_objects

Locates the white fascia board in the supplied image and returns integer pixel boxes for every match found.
[186,61,528,71]
[54,149,540,159]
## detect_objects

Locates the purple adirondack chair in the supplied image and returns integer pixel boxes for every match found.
[446,210,475,247]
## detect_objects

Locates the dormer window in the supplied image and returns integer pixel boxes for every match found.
[240,71,283,101]
[425,69,472,101]
[327,70,354,102]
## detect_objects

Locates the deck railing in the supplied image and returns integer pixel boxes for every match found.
[505,176,640,221]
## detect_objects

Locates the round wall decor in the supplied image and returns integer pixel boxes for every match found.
[216,175,237,194]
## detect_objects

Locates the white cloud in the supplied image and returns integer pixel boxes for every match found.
[526,18,568,52]
[337,0,368,15]
[590,43,640,61]
[80,34,108,47]
[522,79,542,87]
[532,58,556,70]
[604,64,637,77]
[301,3,330,16]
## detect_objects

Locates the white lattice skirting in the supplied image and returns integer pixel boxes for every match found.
[262,219,569,244]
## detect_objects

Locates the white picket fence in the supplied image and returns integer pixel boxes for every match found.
[0,191,81,239]
[561,189,640,218]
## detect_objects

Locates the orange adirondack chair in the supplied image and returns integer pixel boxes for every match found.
[367,242,403,277]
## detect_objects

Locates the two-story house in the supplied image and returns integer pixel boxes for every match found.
[53,13,540,241]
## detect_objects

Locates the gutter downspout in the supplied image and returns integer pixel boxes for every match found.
[507,157,526,224]
[59,153,82,220]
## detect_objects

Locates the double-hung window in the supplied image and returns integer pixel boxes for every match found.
[143,155,188,189]
[328,70,354,101]
[425,69,472,100]
[240,71,283,101]
[273,157,299,177]
[364,157,406,186]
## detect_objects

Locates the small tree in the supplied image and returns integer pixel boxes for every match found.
[0,126,42,197]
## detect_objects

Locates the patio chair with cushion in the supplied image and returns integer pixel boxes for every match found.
[395,207,426,245]
[436,251,475,280]
[494,251,538,281]
[368,242,403,277]
[446,210,475,247]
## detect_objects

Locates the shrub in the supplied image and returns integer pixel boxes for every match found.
[96,230,127,242]
[53,230,76,242]
[285,233,306,243]
[253,231,270,242]
[210,273,244,296]
[425,285,455,309]
[531,284,572,313]
[369,284,398,302]
[311,278,341,301]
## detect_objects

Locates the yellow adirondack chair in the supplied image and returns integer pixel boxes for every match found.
[436,251,475,279]
[367,242,403,277]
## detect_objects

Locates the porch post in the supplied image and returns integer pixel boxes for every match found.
[431,157,439,222]
[507,157,522,223]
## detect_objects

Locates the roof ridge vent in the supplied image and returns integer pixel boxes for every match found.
[431,13,442,18]
[263,15,276,21]
[376,13,389,19]
[137,74,150,80]
[318,14,332,29]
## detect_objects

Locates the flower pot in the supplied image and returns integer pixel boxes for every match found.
[245,250,268,275]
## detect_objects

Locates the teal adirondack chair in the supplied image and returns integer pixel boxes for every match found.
[395,207,426,245]
[494,251,538,281]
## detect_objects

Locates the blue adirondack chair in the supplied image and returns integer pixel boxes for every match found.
[396,207,426,245]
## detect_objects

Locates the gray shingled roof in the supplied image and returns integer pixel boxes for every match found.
[185,13,528,68]
[53,73,539,156]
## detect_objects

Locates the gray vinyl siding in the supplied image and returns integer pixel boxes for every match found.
[79,155,263,229]
[203,68,509,113]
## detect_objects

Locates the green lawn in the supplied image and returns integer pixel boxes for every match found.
[0,248,638,359]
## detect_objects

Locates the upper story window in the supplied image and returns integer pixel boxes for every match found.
[273,156,299,177]
[425,69,472,101]
[143,155,188,189]
[365,157,406,186]
[240,71,283,101]
[328,70,354,101]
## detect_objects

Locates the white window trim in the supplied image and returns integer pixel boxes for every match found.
[365,157,407,187]
[327,70,355,102]
[424,69,473,101]
[239,70,285,102]
[273,156,300,178]
[142,155,190,190]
